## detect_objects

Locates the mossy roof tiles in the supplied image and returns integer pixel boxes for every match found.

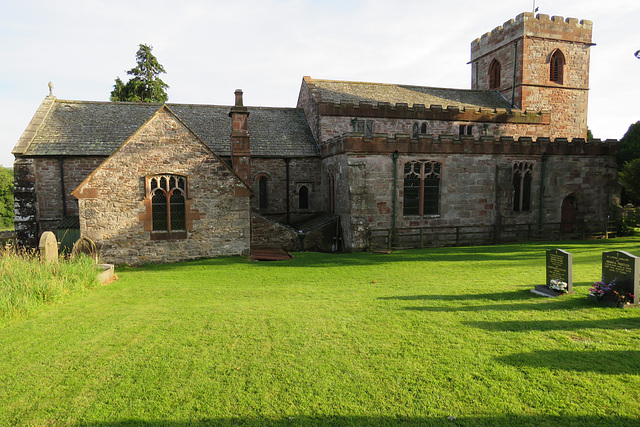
[307,79,512,110]
[23,100,318,158]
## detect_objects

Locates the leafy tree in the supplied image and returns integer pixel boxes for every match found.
[587,128,594,140]
[619,158,640,205]
[616,121,640,169]
[110,44,169,103]
[0,168,14,228]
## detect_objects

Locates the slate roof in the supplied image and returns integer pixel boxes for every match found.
[306,78,512,110]
[19,99,318,158]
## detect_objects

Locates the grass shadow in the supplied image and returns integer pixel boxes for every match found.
[497,350,640,374]
[465,317,640,332]
[81,414,640,426]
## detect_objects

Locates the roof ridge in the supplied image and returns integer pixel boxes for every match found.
[309,77,494,94]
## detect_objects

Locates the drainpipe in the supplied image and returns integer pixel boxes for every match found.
[538,153,548,231]
[285,158,290,225]
[392,151,399,241]
[59,157,67,217]
[511,40,518,108]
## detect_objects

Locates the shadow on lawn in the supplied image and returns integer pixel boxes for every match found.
[120,239,640,271]
[82,414,639,426]
[384,289,597,312]
[465,317,640,332]
[498,350,640,374]
[380,290,533,302]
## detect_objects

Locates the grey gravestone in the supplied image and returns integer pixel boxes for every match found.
[531,248,573,297]
[601,251,639,306]
[38,231,58,263]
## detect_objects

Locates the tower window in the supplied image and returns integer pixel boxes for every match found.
[489,59,501,89]
[550,50,565,84]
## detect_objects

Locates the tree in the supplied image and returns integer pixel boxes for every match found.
[0,168,14,228]
[616,121,640,169]
[619,158,640,205]
[587,128,594,140]
[110,44,169,103]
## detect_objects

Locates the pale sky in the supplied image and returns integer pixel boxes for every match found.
[1,0,639,168]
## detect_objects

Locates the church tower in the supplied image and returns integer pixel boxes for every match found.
[470,12,593,139]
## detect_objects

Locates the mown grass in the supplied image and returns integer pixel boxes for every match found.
[1,239,640,426]
[0,248,99,320]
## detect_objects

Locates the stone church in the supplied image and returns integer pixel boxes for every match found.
[12,12,619,265]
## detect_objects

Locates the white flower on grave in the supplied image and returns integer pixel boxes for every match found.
[548,279,568,292]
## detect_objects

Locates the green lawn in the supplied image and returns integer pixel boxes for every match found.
[1,239,640,426]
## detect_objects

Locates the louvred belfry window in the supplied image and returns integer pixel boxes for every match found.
[489,59,501,89]
[148,174,187,238]
[550,50,565,84]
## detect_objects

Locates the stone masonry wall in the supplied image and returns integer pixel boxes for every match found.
[13,158,38,247]
[251,213,301,252]
[471,12,592,139]
[318,116,551,142]
[326,150,617,250]
[74,108,250,265]
[251,157,324,215]
[297,77,321,142]
[32,157,106,233]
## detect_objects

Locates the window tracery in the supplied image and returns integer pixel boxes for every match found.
[403,160,441,216]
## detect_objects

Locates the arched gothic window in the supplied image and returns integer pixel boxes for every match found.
[403,161,441,216]
[258,176,268,209]
[299,185,310,210]
[148,174,187,239]
[550,50,565,84]
[489,59,501,89]
[513,162,533,212]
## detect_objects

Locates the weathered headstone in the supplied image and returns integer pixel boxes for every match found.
[601,251,639,306]
[531,248,573,297]
[72,236,98,262]
[38,231,58,263]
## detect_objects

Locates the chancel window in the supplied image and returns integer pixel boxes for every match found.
[513,162,533,212]
[550,50,565,84]
[489,59,501,89]
[403,161,441,216]
[148,174,187,239]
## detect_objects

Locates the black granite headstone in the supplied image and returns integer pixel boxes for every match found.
[546,249,573,293]
[602,251,639,306]
[532,249,573,297]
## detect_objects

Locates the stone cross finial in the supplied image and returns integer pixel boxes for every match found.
[48,81,54,97]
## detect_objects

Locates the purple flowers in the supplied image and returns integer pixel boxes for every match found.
[589,279,635,306]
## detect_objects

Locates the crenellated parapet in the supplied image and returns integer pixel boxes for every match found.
[317,101,550,124]
[321,133,618,158]
[472,12,593,59]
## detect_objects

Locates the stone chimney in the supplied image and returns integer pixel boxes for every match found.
[229,89,251,183]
